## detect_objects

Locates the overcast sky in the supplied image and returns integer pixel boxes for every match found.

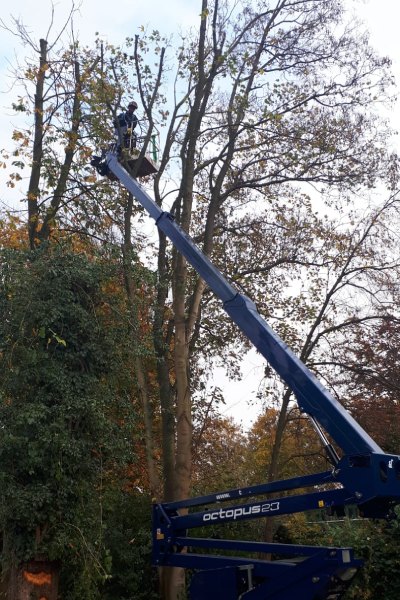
[0,1,398,65]
[0,0,199,51]
[1,0,399,426]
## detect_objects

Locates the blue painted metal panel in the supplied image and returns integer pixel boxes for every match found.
[190,567,238,600]
[162,470,334,511]
[170,488,351,530]
[162,549,361,599]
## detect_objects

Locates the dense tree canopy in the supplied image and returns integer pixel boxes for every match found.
[0,244,143,597]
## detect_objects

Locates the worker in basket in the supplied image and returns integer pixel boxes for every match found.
[114,100,138,152]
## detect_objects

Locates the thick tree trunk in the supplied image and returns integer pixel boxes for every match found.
[263,387,292,545]
[122,194,160,498]
[173,258,192,503]
[159,566,186,600]
[5,560,59,600]
[154,231,176,502]
[134,353,161,497]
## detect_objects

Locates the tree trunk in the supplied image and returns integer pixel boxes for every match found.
[159,566,186,600]
[5,560,59,600]
[39,59,82,243]
[264,387,292,545]
[173,256,192,503]
[27,38,47,249]
[122,193,160,498]
[154,229,176,502]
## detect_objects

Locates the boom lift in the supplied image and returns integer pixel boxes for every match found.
[94,150,400,599]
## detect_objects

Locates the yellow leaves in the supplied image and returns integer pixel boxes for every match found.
[12,130,24,141]
[50,331,67,348]
[265,111,283,123]
[12,129,30,147]
[0,214,28,249]
[78,145,93,161]
[38,326,67,348]
[61,130,79,153]
[24,67,37,81]
[84,174,97,184]
[24,63,49,80]
[6,170,23,188]
[6,171,22,188]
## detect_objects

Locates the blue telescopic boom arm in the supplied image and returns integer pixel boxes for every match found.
[106,153,380,457]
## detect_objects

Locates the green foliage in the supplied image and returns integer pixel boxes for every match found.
[287,510,400,600]
[101,491,159,600]
[0,245,135,596]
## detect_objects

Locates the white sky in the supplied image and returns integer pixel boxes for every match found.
[0,0,199,49]
[1,0,399,428]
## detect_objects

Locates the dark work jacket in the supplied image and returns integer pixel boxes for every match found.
[116,111,138,130]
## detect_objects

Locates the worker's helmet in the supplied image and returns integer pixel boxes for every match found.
[128,101,138,109]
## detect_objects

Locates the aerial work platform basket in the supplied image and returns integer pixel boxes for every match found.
[91,128,159,180]
[122,145,158,177]
[119,128,159,177]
